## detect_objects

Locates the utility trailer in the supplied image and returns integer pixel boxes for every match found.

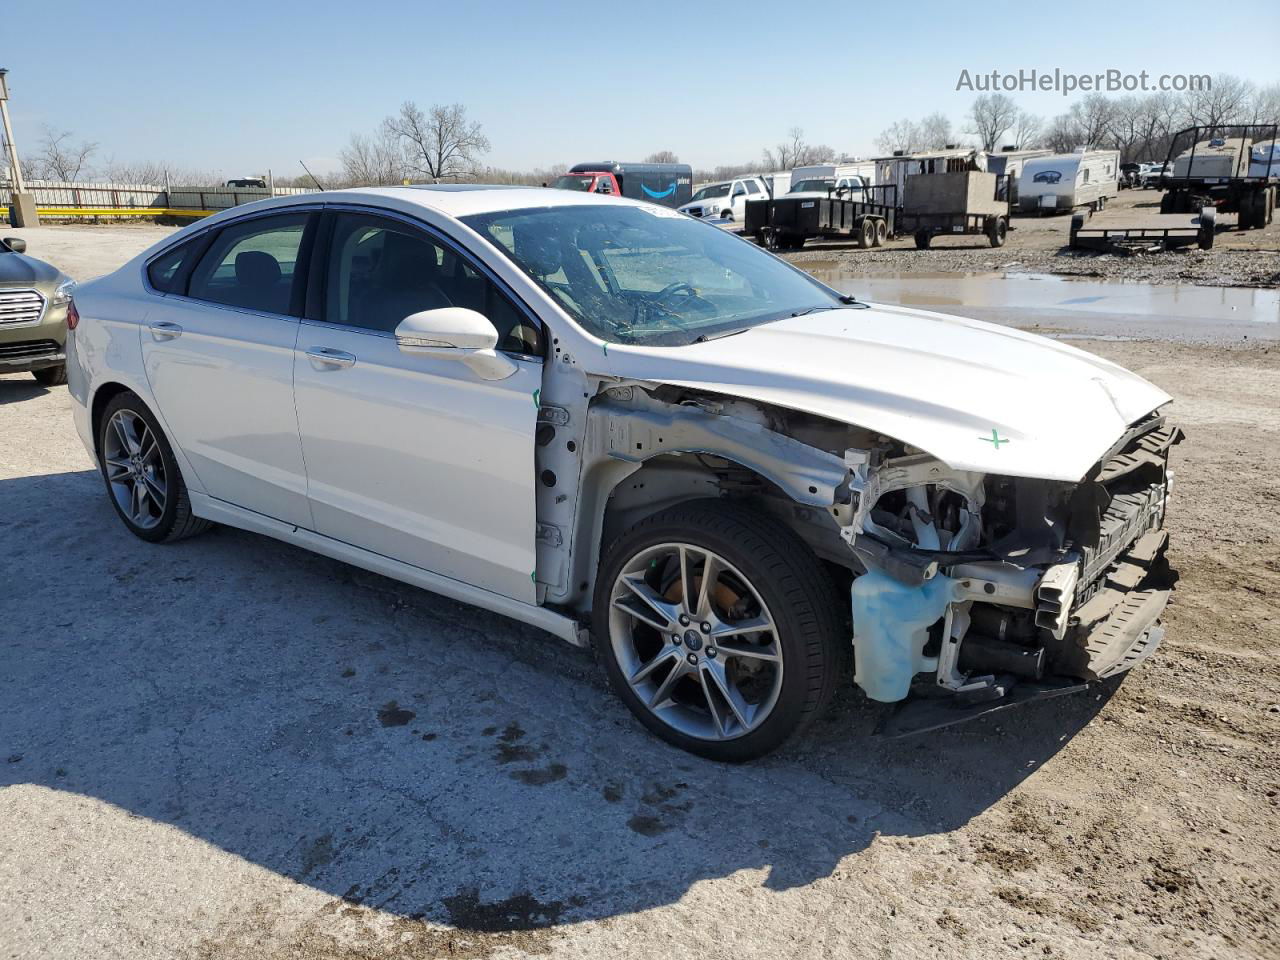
[897,171,1012,248]
[744,184,897,250]
[1158,124,1278,231]
[1069,206,1216,255]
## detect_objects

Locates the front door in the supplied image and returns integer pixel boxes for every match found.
[141,210,315,527]
[293,210,543,602]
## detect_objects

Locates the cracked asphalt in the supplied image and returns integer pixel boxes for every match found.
[2,224,1277,959]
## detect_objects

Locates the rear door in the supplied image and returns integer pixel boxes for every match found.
[292,209,543,602]
[141,210,316,527]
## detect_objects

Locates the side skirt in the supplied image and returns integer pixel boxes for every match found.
[189,492,588,648]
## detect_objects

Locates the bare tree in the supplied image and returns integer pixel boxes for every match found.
[340,127,408,186]
[967,94,1019,152]
[1042,113,1082,153]
[874,119,920,155]
[1244,83,1280,126]
[762,127,830,169]
[644,150,679,163]
[1010,111,1042,149]
[37,126,98,181]
[918,112,955,149]
[384,102,490,182]
[1184,74,1254,129]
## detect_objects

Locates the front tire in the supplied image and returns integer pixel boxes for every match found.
[32,364,67,386]
[593,500,843,762]
[97,392,210,543]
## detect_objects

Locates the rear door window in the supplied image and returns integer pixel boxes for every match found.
[187,212,311,316]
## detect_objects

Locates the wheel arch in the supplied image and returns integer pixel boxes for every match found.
[566,393,853,617]
[89,382,139,457]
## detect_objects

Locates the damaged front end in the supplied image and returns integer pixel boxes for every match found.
[840,414,1182,735]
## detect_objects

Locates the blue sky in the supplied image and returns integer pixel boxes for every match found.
[3,0,1275,178]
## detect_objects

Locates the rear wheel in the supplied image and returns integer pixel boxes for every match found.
[32,364,67,386]
[97,392,210,543]
[593,500,843,762]
[914,231,932,249]
[986,216,1008,247]
[873,219,887,247]
[856,218,875,249]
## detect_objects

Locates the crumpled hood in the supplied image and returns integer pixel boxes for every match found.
[600,303,1171,482]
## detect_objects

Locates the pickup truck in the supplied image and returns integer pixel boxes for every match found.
[678,176,769,221]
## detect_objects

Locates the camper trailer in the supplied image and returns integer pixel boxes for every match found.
[1018,150,1120,214]
[985,147,1051,203]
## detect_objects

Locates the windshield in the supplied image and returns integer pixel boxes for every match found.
[790,179,834,193]
[691,183,731,201]
[462,204,846,346]
[551,175,594,191]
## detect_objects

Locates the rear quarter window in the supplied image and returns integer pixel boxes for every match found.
[147,239,199,293]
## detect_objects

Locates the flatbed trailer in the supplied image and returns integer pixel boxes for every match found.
[1069,207,1215,254]
[1158,124,1278,231]
[744,186,897,250]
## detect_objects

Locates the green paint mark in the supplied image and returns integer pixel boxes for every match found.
[532,388,541,409]
[602,342,608,356]
[979,429,1009,449]
[531,571,537,583]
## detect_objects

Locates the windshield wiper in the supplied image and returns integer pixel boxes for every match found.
[692,327,750,344]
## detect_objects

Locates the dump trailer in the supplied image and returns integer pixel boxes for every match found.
[1158,124,1278,230]
[897,170,1012,248]
[744,184,897,250]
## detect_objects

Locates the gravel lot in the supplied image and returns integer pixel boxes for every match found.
[781,189,1280,289]
[1,224,1278,960]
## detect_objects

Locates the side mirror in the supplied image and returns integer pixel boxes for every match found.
[2,237,26,254]
[394,307,517,381]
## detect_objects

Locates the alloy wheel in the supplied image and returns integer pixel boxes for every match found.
[102,409,168,529]
[607,542,784,741]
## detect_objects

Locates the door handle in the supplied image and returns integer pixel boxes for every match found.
[149,321,183,341]
[305,347,356,370]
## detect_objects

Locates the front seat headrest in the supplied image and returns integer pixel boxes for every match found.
[513,223,563,278]
[235,250,282,289]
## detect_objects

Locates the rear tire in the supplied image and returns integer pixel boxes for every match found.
[592,499,844,762]
[914,231,932,249]
[32,364,67,386]
[873,219,887,247]
[987,216,1008,247]
[96,391,211,544]
[857,218,875,249]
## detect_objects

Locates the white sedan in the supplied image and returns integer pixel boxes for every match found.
[68,186,1179,760]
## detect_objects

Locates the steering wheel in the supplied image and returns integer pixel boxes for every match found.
[654,281,698,302]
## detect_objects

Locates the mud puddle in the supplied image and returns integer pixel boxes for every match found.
[799,264,1280,340]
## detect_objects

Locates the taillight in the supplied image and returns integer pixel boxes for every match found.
[66,299,80,331]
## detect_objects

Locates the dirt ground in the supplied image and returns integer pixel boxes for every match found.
[781,188,1280,288]
[1,227,1278,960]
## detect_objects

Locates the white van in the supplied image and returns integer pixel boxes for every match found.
[1018,150,1120,214]
[679,175,769,221]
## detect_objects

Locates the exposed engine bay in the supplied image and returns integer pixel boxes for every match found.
[546,379,1181,734]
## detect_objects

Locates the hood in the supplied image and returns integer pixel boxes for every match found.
[0,251,65,288]
[600,303,1170,482]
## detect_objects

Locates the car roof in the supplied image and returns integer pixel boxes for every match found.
[262,184,634,219]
